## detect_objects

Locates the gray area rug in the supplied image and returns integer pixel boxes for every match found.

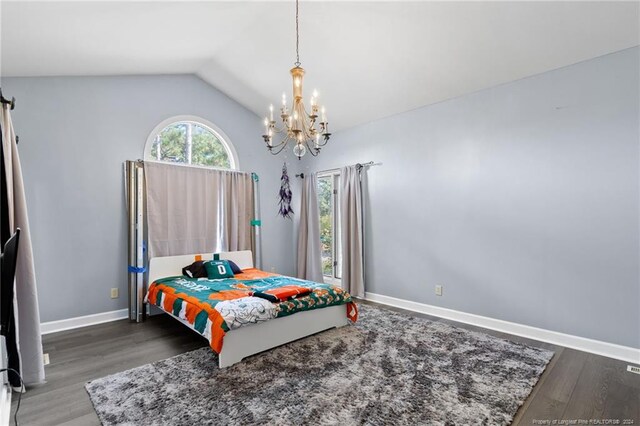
[86,304,553,425]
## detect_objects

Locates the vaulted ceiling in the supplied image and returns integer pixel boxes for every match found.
[1,1,638,131]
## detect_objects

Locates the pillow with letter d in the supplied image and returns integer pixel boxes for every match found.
[204,260,235,279]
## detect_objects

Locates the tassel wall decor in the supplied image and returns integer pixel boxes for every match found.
[278,162,294,218]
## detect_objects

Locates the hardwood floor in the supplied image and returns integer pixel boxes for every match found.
[12,302,640,425]
[12,315,206,425]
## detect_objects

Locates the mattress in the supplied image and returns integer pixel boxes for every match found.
[146,268,358,353]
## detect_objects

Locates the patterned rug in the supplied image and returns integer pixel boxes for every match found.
[86,304,553,425]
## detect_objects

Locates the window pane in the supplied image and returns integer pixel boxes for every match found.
[318,176,333,277]
[191,124,231,168]
[154,124,186,163]
[150,122,231,169]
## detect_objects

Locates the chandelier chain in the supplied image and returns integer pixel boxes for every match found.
[295,0,300,67]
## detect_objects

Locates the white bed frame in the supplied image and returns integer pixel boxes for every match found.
[148,250,349,368]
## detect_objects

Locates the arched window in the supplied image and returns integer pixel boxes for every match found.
[144,116,238,169]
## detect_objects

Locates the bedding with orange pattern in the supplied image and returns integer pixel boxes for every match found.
[145,268,358,353]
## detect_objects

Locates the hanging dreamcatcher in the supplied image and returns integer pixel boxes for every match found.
[278,162,294,219]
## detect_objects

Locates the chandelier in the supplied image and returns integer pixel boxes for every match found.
[262,0,330,159]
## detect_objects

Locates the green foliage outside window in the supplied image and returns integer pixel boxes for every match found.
[150,122,231,169]
[318,177,333,276]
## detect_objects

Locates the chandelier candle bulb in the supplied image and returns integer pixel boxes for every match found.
[269,104,274,121]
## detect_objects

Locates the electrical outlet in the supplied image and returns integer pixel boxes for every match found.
[110,288,119,299]
[628,365,640,375]
[435,285,443,296]
[43,353,50,366]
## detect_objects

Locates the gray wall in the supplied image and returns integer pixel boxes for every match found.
[3,48,638,348]
[299,47,640,348]
[1,74,295,323]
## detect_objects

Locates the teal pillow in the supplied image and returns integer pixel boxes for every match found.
[204,260,235,279]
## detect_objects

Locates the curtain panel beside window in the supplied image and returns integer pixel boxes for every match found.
[1,104,45,386]
[340,165,365,298]
[145,161,253,258]
[296,172,323,282]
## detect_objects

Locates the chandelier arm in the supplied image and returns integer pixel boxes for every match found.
[302,125,314,141]
[296,113,318,146]
[292,109,315,134]
[269,138,292,155]
[301,102,314,119]
[313,126,331,147]
[280,121,291,133]
[272,123,289,134]
[299,105,312,129]
[265,132,291,149]
[301,105,318,135]
[267,138,288,149]
[304,139,319,156]
[301,104,315,128]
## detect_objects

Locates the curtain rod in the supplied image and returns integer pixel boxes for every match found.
[0,87,20,144]
[295,161,381,178]
[0,88,16,110]
[132,159,253,175]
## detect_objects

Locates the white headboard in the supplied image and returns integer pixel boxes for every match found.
[148,250,254,284]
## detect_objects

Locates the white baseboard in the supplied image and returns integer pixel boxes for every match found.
[365,292,640,365]
[40,309,129,335]
[38,296,640,364]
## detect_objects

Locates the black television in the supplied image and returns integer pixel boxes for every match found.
[0,229,20,336]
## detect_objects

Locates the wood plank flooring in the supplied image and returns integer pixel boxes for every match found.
[11,301,640,425]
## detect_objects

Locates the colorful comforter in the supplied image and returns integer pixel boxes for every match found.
[146,268,358,353]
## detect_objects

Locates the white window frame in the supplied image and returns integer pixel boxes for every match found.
[143,115,239,170]
[318,170,342,287]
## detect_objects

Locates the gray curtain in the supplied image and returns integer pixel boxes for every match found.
[221,171,253,252]
[340,165,365,297]
[145,161,253,258]
[1,105,45,385]
[297,173,323,282]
